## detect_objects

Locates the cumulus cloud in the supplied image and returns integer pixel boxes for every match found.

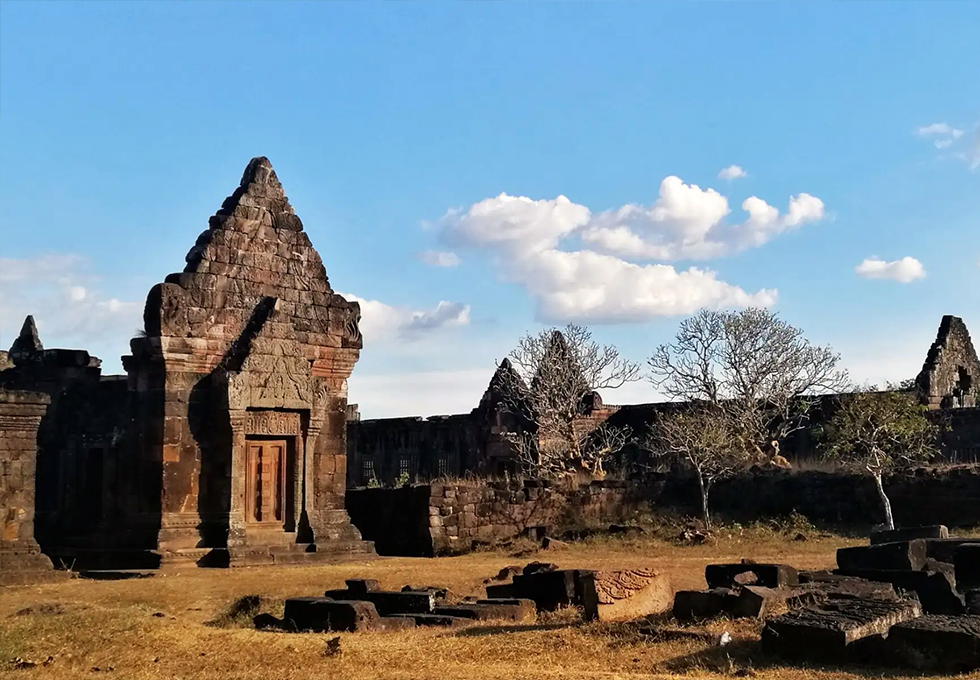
[855,256,926,283]
[916,121,979,169]
[508,248,777,323]
[718,165,747,180]
[0,254,141,369]
[418,250,462,268]
[339,292,470,342]
[581,177,825,261]
[442,193,591,255]
[436,174,813,324]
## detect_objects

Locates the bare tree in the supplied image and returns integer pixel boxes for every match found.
[646,403,748,530]
[496,324,640,477]
[649,308,849,462]
[824,383,940,530]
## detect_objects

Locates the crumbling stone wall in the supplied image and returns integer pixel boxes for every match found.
[916,315,980,409]
[0,389,54,582]
[347,479,648,556]
[348,467,980,556]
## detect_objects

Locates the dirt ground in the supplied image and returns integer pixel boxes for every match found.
[0,532,973,680]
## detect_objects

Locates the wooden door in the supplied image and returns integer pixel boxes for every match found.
[246,441,286,524]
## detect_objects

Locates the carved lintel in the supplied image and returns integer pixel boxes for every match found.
[244,410,302,436]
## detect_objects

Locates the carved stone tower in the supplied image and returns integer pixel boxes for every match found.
[124,157,374,565]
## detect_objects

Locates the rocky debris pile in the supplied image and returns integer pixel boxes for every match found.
[263,579,536,632]
[667,525,980,671]
[485,561,672,622]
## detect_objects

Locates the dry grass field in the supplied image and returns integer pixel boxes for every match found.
[1,529,975,680]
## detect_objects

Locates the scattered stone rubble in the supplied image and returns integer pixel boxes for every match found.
[251,524,978,672]
[270,578,537,632]
[666,524,980,672]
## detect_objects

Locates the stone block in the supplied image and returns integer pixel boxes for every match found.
[732,585,808,619]
[887,614,980,672]
[378,616,416,631]
[485,583,517,599]
[761,596,922,662]
[323,589,435,616]
[704,563,798,589]
[345,579,381,595]
[388,613,469,628]
[434,599,535,622]
[833,568,964,614]
[955,543,980,591]
[924,538,978,563]
[591,569,673,622]
[283,597,381,632]
[512,569,597,614]
[870,525,948,545]
[836,540,927,571]
[672,589,739,622]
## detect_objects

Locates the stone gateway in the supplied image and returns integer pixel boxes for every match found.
[0,157,375,574]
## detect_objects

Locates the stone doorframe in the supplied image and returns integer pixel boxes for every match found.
[219,355,329,550]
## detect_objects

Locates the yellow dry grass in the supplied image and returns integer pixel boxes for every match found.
[0,532,973,680]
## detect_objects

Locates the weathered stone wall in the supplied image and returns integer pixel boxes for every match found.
[656,466,980,528]
[347,479,648,556]
[346,415,483,486]
[916,315,980,409]
[0,389,54,582]
[348,467,980,556]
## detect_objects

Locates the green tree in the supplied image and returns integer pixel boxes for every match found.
[824,383,940,530]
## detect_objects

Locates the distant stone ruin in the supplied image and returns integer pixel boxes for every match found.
[916,315,980,409]
[0,157,374,579]
[349,316,980,486]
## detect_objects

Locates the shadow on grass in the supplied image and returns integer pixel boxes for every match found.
[656,637,952,678]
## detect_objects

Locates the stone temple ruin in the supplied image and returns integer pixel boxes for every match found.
[348,315,980,486]
[1,157,374,580]
[1,155,979,587]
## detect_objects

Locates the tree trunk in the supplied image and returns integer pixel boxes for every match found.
[697,473,712,531]
[873,471,895,531]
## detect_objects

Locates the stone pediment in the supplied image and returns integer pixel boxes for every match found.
[138,157,363,370]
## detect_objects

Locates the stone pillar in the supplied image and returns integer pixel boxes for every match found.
[227,410,248,549]
[0,389,55,583]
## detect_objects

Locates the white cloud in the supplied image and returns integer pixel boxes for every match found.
[854,256,926,283]
[418,250,461,268]
[581,177,825,261]
[916,122,964,140]
[507,248,777,323]
[339,292,470,342]
[442,192,591,255]
[916,121,978,168]
[0,255,141,370]
[436,177,799,325]
[718,165,747,180]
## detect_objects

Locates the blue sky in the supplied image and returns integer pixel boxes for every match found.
[1,1,978,418]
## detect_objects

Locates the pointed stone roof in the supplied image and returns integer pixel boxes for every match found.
[140,157,363,364]
[9,315,43,361]
[915,315,980,408]
[531,330,590,398]
[478,358,527,411]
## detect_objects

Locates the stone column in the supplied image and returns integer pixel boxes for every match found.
[227,410,248,549]
[0,389,55,584]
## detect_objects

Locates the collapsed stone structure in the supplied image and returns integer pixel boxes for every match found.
[916,315,980,409]
[0,157,373,577]
[348,316,980,486]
